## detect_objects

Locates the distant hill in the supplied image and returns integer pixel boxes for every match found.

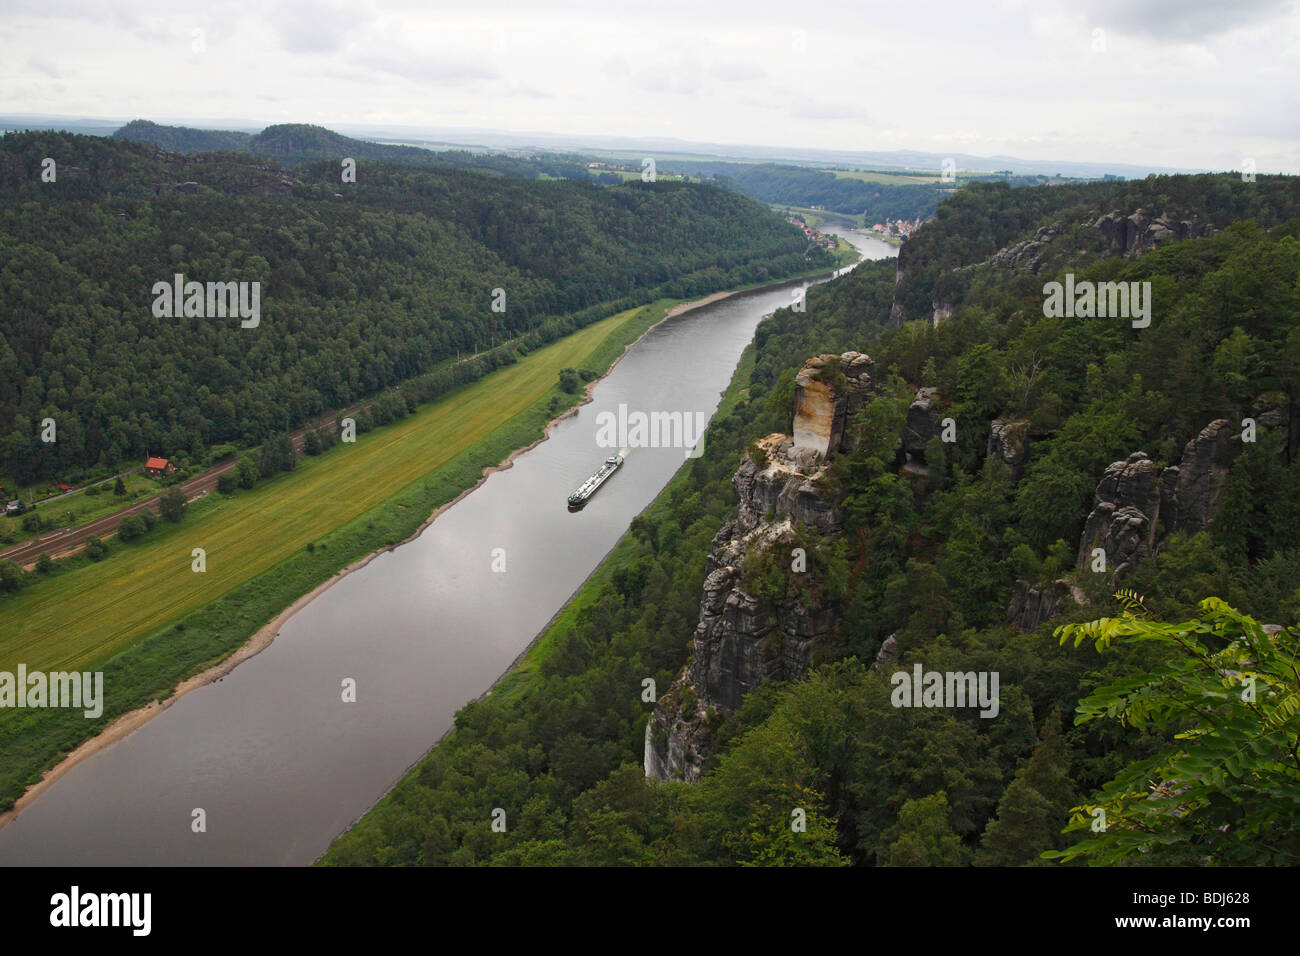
[247,123,449,166]
[0,129,831,481]
[111,120,609,181]
[112,119,254,154]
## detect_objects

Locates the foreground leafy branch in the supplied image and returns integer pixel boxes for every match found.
[1047,596,1300,865]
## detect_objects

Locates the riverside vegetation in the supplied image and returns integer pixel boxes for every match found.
[0,132,837,810]
[323,173,1300,866]
[0,129,832,484]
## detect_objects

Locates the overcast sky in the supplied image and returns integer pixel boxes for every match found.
[3,0,1297,172]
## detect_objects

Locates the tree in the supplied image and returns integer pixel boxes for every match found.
[1050,595,1300,865]
[977,709,1074,866]
[216,470,237,494]
[558,368,581,394]
[235,456,258,489]
[114,476,127,496]
[302,428,322,456]
[116,513,148,542]
[882,792,970,866]
[84,535,107,561]
[159,487,187,523]
[35,552,52,573]
[258,432,297,477]
[0,559,23,591]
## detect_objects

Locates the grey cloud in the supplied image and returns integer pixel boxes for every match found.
[1069,0,1294,41]
[355,53,502,84]
[270,0,356,54]
[26,57,62,79]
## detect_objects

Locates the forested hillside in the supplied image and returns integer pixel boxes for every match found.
[324,173,1300,866]
[891,174,1300,323]
[0,131,830,483]
[114,120,602,180]
[112,120,254,154]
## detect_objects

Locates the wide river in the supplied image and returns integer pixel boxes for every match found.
[0,228,895,865]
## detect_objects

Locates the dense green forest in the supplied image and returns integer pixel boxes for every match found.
[113,120,609,181]
[890,174,1300,323]
[323,173,1300,866]
[0,131,831,483]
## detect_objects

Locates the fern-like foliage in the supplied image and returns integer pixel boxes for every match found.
[1047,597,1300,865]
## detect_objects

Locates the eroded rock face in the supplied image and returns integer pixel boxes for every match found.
[904,387,942,463]
[932,297,954,325]
[792,366,836,457]
[792,351,877,459]
[1168,419,1240,536]
[646,351,876,783]
[1094,208,1214,256]
[986,419,1032,480]
[987,221,1065,274]
[1006,578,1085,630]
[735,438,838,533]
[644,507,839,783]
[1077,452,1162,576]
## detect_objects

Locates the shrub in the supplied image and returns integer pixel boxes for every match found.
[558,368,581,394]
[235,456,258,489]
[158,487,187,523]
[35,552,52,573]
[0,559,23,591]
[117,514,147,542]
[216,471,237,494]
[85,535,107,561]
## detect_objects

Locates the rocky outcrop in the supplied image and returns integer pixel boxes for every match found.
[1166,419,1240,536]
[904,387,942,463]
[644,464,840,781]
[889,260,906,325]
[1094,208,1214,256]
[986,221,1065,274]
[646,351,873,782]
[932,296,954,325]
[1006,578,1086,630]
[872,633,900,670]
[1077,452,1162,577]
[792,351,877,458]
[1165,395,1298,535]
[986,419,1032,480]
[735,436,839,533]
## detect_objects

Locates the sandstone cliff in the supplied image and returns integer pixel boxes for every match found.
[645,352,875,782]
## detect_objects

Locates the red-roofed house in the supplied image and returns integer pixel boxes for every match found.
[144,457,174,477]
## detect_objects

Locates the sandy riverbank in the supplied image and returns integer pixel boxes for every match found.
[0,286,755,833]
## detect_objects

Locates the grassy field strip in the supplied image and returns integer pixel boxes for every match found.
[0,308,634,674]
[830,169,940,184]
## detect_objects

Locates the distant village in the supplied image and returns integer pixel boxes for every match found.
[868,216,925,239]
[785,215,838,250]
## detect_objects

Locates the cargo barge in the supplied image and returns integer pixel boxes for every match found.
[567,454,624,510]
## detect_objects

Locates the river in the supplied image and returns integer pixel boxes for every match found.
[0,228,895,866]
